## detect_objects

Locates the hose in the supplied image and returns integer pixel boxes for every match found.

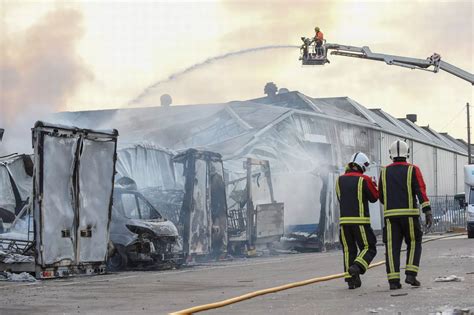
[169,233,465,315]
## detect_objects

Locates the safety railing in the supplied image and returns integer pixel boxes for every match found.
[421,195,466,233]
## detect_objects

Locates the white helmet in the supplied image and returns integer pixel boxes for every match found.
[389,140,410,160]
[348,152,370,173]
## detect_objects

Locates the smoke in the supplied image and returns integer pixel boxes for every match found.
[0,7,92,154]
[128,45,298,106]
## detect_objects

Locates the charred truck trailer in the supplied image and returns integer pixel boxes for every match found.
[226,158,284,255]
[0,122,118,279]
[173,149,228,260]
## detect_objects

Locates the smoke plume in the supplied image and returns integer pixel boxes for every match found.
[0,7,92,154]
[128,45,298,106]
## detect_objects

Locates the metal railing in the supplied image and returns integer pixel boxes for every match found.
[421,195,466,233]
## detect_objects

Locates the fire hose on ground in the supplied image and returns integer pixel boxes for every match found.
[169,233,466,315]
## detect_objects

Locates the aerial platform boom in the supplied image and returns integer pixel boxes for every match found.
[300,39,474,85]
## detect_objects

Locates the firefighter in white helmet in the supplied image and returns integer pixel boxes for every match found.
[336,152,379,289]
[379,140,433,290]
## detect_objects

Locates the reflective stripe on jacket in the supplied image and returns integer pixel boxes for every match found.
[378,161,430,218]
[336,171,379,224]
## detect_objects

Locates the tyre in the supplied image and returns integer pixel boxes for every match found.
[468,229,474,239]
[107,244,128,271]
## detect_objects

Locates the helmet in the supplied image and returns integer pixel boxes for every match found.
[348,152,370,173]
[315,26,320,32]
[389,140,410,160]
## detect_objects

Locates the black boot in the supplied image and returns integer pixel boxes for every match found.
[405,275,421,286]
[347,278,356,289]
[389,281,402,290]
[348,264,362,277]
[353,274,362,288]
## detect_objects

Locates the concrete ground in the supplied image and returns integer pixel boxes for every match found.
[1,234,473,315]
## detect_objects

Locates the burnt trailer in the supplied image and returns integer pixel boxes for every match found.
[226,158,284,255]
[0,122,118,279]
[173,149,228,260]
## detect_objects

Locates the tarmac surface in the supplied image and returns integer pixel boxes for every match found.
[1,234,473,315]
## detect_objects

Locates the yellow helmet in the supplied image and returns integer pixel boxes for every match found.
[315,26,320,32]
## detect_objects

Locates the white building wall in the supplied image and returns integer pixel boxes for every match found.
[436,148,456,195]
[412,141,436,196]
[380,133,401,166]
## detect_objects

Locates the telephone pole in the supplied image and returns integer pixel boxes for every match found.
[468,102,472,164]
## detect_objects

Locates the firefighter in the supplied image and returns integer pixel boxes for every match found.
[313,26,324,56]
[336,152,378,289]
[379,140,433,290]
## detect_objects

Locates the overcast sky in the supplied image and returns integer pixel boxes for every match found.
[1,0,473,141]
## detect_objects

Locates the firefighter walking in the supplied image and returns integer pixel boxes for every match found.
[336,152,378,289]
[379,140,433,290]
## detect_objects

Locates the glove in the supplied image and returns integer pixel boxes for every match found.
[425,210,433,229]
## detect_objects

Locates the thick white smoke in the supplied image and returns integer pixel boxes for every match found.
[0,8,92,155]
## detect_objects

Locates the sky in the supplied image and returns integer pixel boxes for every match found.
[0,0,473,149]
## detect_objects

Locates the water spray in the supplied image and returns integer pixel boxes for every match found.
[128,45,299,106]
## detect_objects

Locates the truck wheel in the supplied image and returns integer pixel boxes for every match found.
[107,245,128,271]
[468,230,474,239]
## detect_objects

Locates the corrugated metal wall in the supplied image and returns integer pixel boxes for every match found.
[436,149,456,195]
[380,133,401,166]
[412,141,436,196]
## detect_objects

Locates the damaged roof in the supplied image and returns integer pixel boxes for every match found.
[55,91,468,158]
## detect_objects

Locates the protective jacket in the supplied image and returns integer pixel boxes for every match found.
[315,31,324,42]
[379,161,431,218]
[336,171,379,224]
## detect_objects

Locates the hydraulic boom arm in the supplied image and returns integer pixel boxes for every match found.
[320,43,474,85]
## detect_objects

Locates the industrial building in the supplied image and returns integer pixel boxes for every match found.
[55,90,469,245]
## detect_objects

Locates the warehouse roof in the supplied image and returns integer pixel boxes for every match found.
[55,91,468,157]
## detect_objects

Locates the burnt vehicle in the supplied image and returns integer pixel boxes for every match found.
[115,144,184,226]
[107,180,183,270]
[226,158,284,255]
[173,149,228,260]
[0,154,33,224]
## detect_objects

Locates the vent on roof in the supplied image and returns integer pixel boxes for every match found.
[160,94,172,107]
[264,82,278,97]
[406,114,417,123]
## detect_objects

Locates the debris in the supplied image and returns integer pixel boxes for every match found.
[369,310,379,314]
[1,253,34,264]
[434,275,464,282]
[0,271,36,282]
[432,307,472,315]
[390,293,408,297]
